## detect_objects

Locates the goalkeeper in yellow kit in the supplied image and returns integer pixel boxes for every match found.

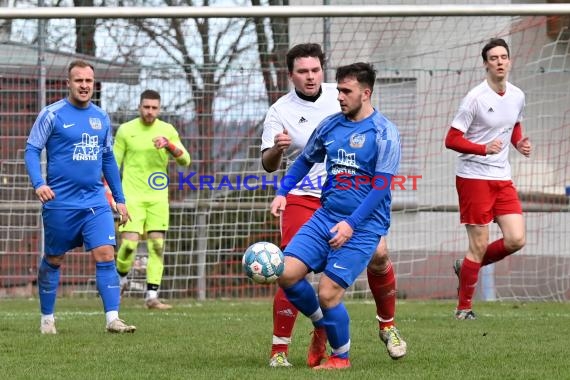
[114,89,191,309]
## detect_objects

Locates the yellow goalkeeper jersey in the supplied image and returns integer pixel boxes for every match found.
[114,118,190,202]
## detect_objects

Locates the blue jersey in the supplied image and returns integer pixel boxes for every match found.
[26,98,124,209]
[302,110,401,234]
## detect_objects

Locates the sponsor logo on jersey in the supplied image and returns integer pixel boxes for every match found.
[73,133,99,161]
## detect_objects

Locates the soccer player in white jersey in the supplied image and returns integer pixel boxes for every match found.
[270,62,401,370]
[261,44,406,368]
[24,60,136,334]
[445,38,532,320]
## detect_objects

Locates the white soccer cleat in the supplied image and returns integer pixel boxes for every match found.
[380,326,407,359]
[269,352,293,367]
[106,318,136,333]
[40,318,57,335]
[144,298,173,310]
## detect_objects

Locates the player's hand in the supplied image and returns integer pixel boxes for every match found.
[153,136,169,149]
[270,195,287,217]
[329,221,353,249]
[273,129,292,153]
[485,139,502,155]
[35,185,55,203]
[516,137,531,157]
[115,203,131,227]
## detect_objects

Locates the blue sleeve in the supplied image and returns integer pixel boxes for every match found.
[24,144,44,189]
[102,150,125,204]
[345,172,393,229]
[375,125,401,175]
[276,155,314,196]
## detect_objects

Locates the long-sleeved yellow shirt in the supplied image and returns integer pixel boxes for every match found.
[114,117,190,202]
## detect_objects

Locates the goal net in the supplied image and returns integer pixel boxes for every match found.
[0,4,568,301]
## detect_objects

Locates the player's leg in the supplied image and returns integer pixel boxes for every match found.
[482,180,525,265]
[313,275,350,370]
[38,254,64,334]
[85,206,135,333]
[313,230,379,370]
[269,195,319,366]
[456,223,488,319]
[278,257,321,367]
[454,178,493,320]
[116,201,145,295]
[278,211,330,368]
[144,231,171,309]
[367,237,407,359]
[39,209,83,334]
[144,201,171,309]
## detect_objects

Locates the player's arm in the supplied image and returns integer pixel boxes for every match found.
[444,127,501,155]
[102,150,130,225]
[260,108,291,173]
[25,109,55,203]
[270,154,313,217]
[113,126,126,169]
[153,135,191,166]
[262,129,291,173]
[511,122,531,157]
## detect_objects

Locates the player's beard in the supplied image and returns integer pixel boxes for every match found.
[343,103,362,120]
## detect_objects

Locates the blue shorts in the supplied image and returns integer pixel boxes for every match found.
[284,208,381,288]
[42,206,116,255]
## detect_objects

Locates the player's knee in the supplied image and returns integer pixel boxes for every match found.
[147,238,164,256]
[121,239,139,256]
[505,233,526,253]
[317,288,343,308]
[368,251,390,273]
[45,254,64,267]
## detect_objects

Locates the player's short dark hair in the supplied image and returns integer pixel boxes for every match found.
[286,43,325,73]
[481,38,510,62]
[140,89,161,102]
[335,62,376,92]
[67,60,94,76]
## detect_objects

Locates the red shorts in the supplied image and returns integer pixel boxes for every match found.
[280,194,321,248]
[456,176,522,225]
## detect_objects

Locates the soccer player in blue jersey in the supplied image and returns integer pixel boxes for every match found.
[270,62,401,370]
[24,60,136,334]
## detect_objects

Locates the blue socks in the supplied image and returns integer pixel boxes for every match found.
[38,257,60,315]
[323,303,350,358]
[282,279,324,327]
[96,260,120,313]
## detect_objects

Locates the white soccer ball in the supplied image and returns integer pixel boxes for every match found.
[242,241,284,284]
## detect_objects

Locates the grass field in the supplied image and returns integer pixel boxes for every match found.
[1,298,569,380]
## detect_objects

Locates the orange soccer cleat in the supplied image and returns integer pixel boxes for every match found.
[307,326,328,367]
[313,355,351,370]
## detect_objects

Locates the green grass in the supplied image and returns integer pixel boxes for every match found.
[1,298,569,379]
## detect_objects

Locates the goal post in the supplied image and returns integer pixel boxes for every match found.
[0,4,569,301]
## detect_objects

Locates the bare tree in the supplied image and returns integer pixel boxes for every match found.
[0,0,15,41]
[101,0,262,174]
[251,0,290,105]
[73,0,97,56]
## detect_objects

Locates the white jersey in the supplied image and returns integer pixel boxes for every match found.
[261,83,340,197]
[451,80,525,180]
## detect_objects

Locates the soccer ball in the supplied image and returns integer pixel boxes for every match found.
[242,241,284,284]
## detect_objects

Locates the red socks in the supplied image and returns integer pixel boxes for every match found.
[482,238,510,266]
[367,263,396,329]
[457,258,481,310]
[271,287,299,356]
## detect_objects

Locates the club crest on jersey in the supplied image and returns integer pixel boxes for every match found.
[349,133,365,148]
[89,117,102,130]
